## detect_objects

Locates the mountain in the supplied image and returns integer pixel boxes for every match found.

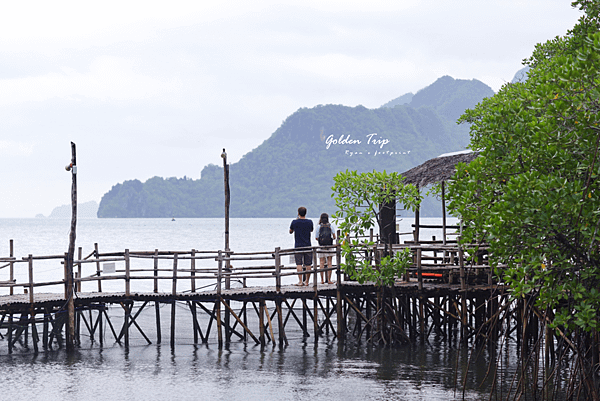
[380,92,414,108]
[48,200,99,218]
[511,66,530,83]
[98,76,494,218]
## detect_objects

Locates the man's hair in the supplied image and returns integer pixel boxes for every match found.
[298,206,307,217]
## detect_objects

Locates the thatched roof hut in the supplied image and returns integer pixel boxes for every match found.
[401,150,479,188]
[399,150,478,244]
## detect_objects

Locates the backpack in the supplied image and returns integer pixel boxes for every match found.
[318,223,333,246]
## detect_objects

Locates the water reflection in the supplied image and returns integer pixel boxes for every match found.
[0,336,496,401]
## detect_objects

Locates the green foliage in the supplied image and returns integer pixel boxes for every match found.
[447,3,600,333]
[332,170,421,286]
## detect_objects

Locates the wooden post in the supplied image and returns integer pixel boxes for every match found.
[417,248,423,291]
[191,249,196,293]
[28,255,34,305]
[171,254,177,347]
[64,253,69,298]
[153,249,159,293]
[125,249,130,297]
[259,299,266,346]
[275,247,281,292]
[9,239,14,295]
[222,149,231,290]
[312,247,318,340]
[66,141,77,352]
[274,247,287,344]
[94,243,101,292]
[124,302,130,348]
[8,313,13,354]
[336,241,344,340]
[171,253,178,296]
[413,187,420,243]
[459,248,467,342]
[216,250,223,347]
[155,300,162,344]
[77,247,82,293]
[441,181,447,246]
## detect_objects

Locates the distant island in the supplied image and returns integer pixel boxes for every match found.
[98,76,495,218]
[39,200,99,219]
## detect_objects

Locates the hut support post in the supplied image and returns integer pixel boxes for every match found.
[441,182,447,245]
[413,187,420,243]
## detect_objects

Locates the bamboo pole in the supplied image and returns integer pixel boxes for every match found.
[459,248,467,342]
[65,141,77,352]
[153,249,159,293]
[312,247,318,340]
[155,301,162,344]
[191,249,196,293]
[171,253,178,295]
[275,247,281,292]
[441,182,447,246]
[124,302,130,348]
[77,247,82,293]
[414,187,420,243]
[125,249,130,297]
[170,253,177,347]
[336,241,344,340]
[219,299,259,344]
[264,303,275,346]
[9,239,14,295]
[222,148,231,290]
[216,251,223,347]
[95,243,102,292]
[26,254,34,304]
[417,248,423,291]
[259,299,266,346]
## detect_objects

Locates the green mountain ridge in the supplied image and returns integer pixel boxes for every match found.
[98,76,494,218]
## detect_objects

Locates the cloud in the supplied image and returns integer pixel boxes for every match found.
[0,56,184,106]
[0,0,585,217]
[0,140,36,157]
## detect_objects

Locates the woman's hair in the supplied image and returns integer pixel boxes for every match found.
[319,213,329,225]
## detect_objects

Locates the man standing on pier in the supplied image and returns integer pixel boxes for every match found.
[289,206,313,286]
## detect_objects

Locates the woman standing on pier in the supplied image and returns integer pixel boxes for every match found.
[315,213,336,284]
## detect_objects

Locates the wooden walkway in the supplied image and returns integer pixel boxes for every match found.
[0,240,504,353]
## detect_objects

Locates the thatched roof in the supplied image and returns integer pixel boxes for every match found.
[401,150,479,188]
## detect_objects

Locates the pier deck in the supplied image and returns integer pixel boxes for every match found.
[0,240,505,354]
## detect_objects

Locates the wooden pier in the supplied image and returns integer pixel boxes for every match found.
[0,238,509,354]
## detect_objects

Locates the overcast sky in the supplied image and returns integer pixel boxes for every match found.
[0,0,583,217]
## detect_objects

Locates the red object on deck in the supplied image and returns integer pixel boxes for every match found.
[421,273,443,278]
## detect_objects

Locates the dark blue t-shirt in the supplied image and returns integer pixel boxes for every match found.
[290,218,314,248]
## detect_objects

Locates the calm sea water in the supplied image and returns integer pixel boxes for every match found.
[0,217,496,401]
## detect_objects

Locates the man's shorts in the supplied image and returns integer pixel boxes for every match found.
[294,252,312,266]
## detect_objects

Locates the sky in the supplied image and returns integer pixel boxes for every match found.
[0,0,584,217]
